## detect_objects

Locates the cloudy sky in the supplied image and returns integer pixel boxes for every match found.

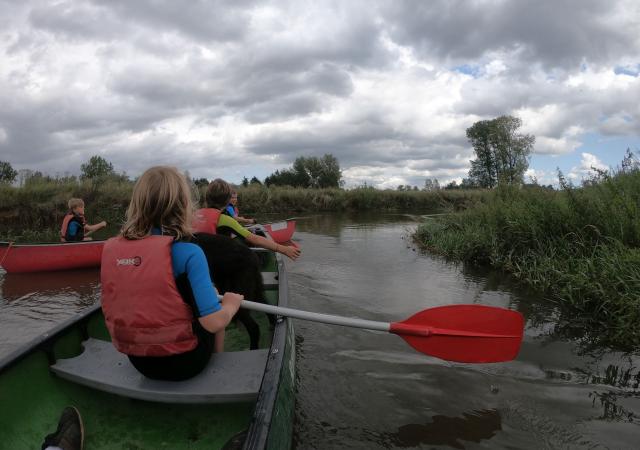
[1,0,639,188]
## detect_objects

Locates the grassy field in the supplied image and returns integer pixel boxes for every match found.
[414,164,640,351]
[0,179,483,241]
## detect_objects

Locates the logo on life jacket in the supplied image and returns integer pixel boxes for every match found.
[116,256,142,266]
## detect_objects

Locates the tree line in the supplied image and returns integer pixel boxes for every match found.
[1,115,535,189]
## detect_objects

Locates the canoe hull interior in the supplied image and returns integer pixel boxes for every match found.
[0,250,295,450]
[0,241,105,273]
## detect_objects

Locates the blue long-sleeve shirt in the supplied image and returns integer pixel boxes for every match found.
[150,228,220,316]
[170,242,221,316]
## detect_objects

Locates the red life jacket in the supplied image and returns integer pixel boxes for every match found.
[100,235,198,357]
[192,208,221,234]
[60,213,85,242]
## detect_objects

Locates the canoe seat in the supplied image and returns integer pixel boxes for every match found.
[261,271,278,288]
[51,338,268,404]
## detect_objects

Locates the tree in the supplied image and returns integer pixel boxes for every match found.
[621,148,639,173]
[265,154,342,188]
[0,161,17,184]
[241,176,249,187]
[317,154,342,188]
[423,178,440,191]
[249,176,262,185]
[444,180,459,190]
[466,115,534,187]
[81,155,115,180]
[193,177,209,188]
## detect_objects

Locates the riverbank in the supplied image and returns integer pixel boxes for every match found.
[0,180,483,241]
[413,168,640,351]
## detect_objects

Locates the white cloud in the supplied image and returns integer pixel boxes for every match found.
[568,152,609,180]
[0,0,639,187]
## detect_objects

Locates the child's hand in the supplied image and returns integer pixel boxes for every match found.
[221,292,243,312]
[99,221,107,228]
[281,244,301,261]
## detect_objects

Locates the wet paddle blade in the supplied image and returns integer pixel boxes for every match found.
[389,304,524,363]
[264,220,296,243]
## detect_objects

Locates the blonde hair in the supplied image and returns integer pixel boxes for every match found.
[205,178,232,208]
[121,166,194,240]
[68,198,84,210]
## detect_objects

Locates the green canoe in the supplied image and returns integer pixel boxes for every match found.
[0,250,295,450]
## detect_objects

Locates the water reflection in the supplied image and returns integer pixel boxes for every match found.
[0,268,100,357]
[295,212,431,238]
[589,391,638,423]
[1,268,99,302]
[382,409,501,449]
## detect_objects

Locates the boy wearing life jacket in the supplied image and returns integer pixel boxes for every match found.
[223,189,256,225]
[60,198,107,242]
[101,166,243,381]
[193,179,301,261]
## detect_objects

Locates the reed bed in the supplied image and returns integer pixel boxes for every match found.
[1,180,483,241]
[414,168,640,351]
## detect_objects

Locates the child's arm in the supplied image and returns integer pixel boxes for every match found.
[236,216,256,225]
[84,221,107,234]
[198,292,243,333]
[245,233,301,260]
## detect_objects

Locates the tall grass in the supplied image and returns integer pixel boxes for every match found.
[0,178,131,242]
[1,179,483,241]
[414,165,640,351]
[234,185,483,213]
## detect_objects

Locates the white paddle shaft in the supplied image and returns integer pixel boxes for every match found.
[218,295,390,332]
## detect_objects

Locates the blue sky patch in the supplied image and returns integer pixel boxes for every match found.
[614,64,640,77]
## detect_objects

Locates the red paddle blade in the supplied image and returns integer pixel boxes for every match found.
[265,220,296,243]
[390,304,524,363]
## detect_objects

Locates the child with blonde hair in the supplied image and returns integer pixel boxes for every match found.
[60,198,107,242]
[101,166,243,381]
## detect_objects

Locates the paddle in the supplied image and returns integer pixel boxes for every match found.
[224,297,525,363]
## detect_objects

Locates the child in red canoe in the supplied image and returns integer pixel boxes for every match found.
[60,198,107,242]
[194,179,301,260]
[224,189,256,225]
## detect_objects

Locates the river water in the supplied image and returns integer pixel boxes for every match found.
[1,213,639,449]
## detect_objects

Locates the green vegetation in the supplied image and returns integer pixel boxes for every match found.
[0,161,17,184]
[234,184,482,213]
[0,176,131,242]
[414,151,640,351]
[0,175,483,242]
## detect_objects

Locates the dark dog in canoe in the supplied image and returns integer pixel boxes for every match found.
[189,233,272,350]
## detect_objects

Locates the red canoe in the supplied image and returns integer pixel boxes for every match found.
[263,220,296,244]
[0,241,105,273]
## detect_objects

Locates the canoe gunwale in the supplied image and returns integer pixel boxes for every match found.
[0,240,106,248]
[243,255,293,450]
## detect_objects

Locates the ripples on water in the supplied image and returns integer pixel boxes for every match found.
[1,213,638,449]
[0,269,100,356]
[289,214,640,450]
